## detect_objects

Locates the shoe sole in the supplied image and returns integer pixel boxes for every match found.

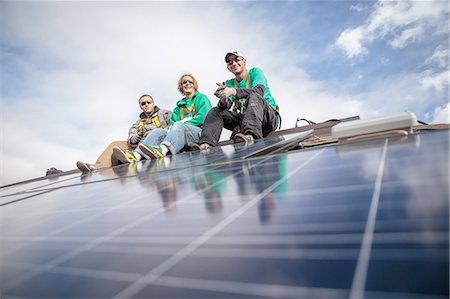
[76,161,91,173]
[233,134,246,143]
[191,144,201,151]
[234,134,254,144]
[139,144,162,159]
[113,147,131,164]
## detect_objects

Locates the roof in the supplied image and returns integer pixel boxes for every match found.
[1,116,449,298]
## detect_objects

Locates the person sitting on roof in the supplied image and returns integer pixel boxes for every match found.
[192,51,279,150]
[113,73,212,162]
[76,94,172,173]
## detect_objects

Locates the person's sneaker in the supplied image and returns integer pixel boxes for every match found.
[46,167,63,176]
[233,133,254,143]
[191,143,210,151]
[200,143,211,151]
[138,144,166,159]
[113,146,138,163]
[76,161,96,173]
[191,143,201,151]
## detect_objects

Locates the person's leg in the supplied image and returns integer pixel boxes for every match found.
[161,122,202,154]
[199,107,241,146]
[241,93,276,139]
[95,141,135,168]
[262,102,278,137]
[135,128,168,157]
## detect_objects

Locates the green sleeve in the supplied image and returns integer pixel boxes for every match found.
[170,106,181,125]
[185,93,212,127]
[249,67,268,87]
[250,67,278,110]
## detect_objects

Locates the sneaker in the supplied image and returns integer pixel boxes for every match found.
[191,143,210,151]
[76,161,97,173]
[200,143,211,151]
[191,143,201,151]
[233,133,254,143]
[113,146,138,163]
[46,167,63,176]
[138,144,166,159]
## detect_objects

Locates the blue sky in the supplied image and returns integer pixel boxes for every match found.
[1,0,449,185]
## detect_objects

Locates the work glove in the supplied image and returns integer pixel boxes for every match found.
[214,82,226,98]
[215,82,228,109]
[129,135,141,145]
[217,86,236,101]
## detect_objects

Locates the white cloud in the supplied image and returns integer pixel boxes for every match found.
[1,116,89,186]
[335,27,369,59]
[350,3,367,12]
[336,0,448,59]
[351,72,445,120]
[426,46,449,68]
[420,70,449,93]
[430,103,449,124]
[389,25,424,49]
[269,66,365,125]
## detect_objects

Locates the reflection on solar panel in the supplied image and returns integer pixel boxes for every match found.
[1,129,448,298]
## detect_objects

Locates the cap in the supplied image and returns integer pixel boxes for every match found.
[225,51,244,62]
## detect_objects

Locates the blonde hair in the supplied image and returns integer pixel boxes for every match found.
[177,73,199,95]
[138,94,153,103]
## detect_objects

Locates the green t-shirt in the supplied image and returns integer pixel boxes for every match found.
[225,67,277,114]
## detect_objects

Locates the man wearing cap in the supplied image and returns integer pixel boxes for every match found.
[194,51,279,150]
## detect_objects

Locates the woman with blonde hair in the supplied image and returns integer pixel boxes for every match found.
[113,73,212,162]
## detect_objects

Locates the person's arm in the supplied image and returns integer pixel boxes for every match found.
[170,106,181,125]
[127,118,143,146]
[235,68,267,99]
[185,94,212,127]
[161,109,172,128]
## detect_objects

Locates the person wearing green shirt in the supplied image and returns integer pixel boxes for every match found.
[194,51,279,150]
[113,73,212,162]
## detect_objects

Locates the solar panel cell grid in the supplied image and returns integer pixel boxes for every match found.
[1,130,448,298]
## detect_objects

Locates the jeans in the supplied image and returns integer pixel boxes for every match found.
[137,122,202,155]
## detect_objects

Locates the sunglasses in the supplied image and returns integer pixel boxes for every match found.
[140,101,153,106]
[226,57,242,65]
[182,80,193,85]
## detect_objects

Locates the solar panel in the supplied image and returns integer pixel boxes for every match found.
[1,130,448,298]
